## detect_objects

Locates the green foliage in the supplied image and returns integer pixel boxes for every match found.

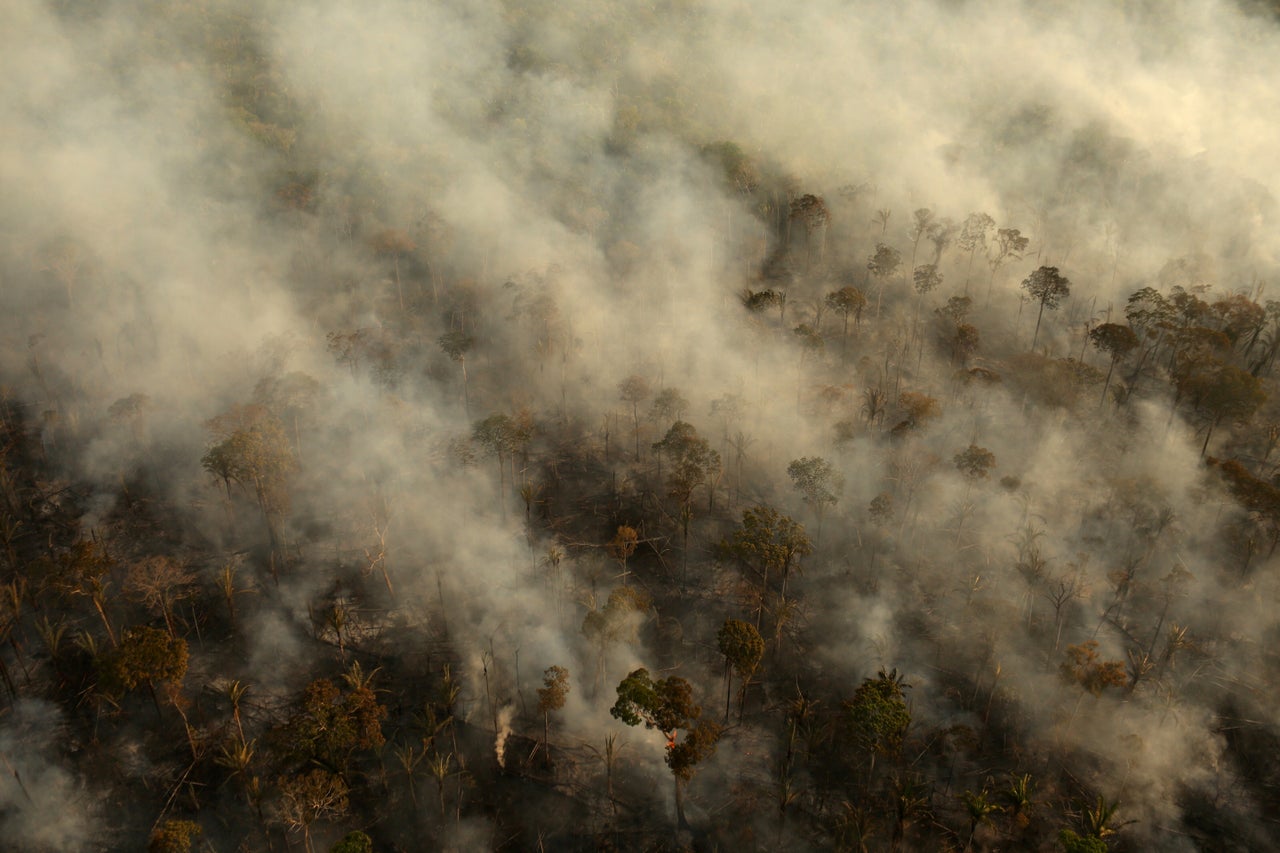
[728,504,813,581]
[787,456,843,512]
[278,678,387,769]
[867,243,902,279]
[1089,323,1139,361]
[330,830,373,853]
[610,668,722,781]
[582,587,651,661]
[652,421,721,505]
[1022,266,1072,310]
[826,286,867,327]
[716,619,764,682]
[844,669,911,759]
[912,263,942,295]
[1059,829,1109,853]
[148,819,201,853]
[99,626,188,695]
[953,445,997,481]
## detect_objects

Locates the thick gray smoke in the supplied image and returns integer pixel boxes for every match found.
[4,0,1280,849]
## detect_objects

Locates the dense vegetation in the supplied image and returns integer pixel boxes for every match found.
[4,1,1280,851]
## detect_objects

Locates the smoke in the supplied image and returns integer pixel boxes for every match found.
[494,704,516,769]
[0,700,97,852]
[4,0,1280,847]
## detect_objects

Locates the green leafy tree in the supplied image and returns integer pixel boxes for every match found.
[653,421,722,581]
[651,387,689,425]
[716,618,764,721]
[953,445,996,484]
[99,625,188,699]
[867,243,902,316]
[844,668,910,779]
[826,286,867,339]
[1021,266,1072,351]
[278,677,387,771]
[330,831,373,853]
[728,504,813,609]
[787,456,843,543]
[202,404,298,556]
[1088,323,1139,405]
[581,587,651,691]
[610,667,723,828]
[1184,362,1266,456]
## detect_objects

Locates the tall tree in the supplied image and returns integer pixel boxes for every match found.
[610,668,723,828]
[728,504,814,609]
[716,618,764,722]
[619,375,652,461]
[1088,323,1139,406]
[536,665,569,766]
[653,422,722,582]
[988,227,1029,301]
[958,212,995,293]
[787,456,843,543]
[1021,266,1072,351]
[826,285,867,341]
[844,668,910,780]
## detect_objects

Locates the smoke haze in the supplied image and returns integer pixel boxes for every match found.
[4,0,1280,849]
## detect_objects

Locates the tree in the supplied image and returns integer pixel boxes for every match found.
[895,391,941,434]
[1088,323,1139,406]
[908,208,935,276]
[610,667,723,828]
[867,243,902,317]
[202,405,297,558]
[1021,266,1071,351]
[844,669,910,779]
[826,285,867,339]
[653,421,722,581]
[439,330,475,417]
[958,212,995,292]
[953,445,996,484]
[277,769,349,853]
[716,619,764,721]
[149,820,201,853]
[790,193,830,265]
[619,374,652,461]
[536,665,570,766]
[472,413,522,517]
[989,227,1029,300]
[1186,362,1265,455]
[1060,641,1127,696]
[728,504,813,608]
[278,677,386,771]
[330,831,373,853]
[787,456,843,542]
[651,387,689,425]
[581,587,651,691]
[126,556,195,639]
[98,625,188,700]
